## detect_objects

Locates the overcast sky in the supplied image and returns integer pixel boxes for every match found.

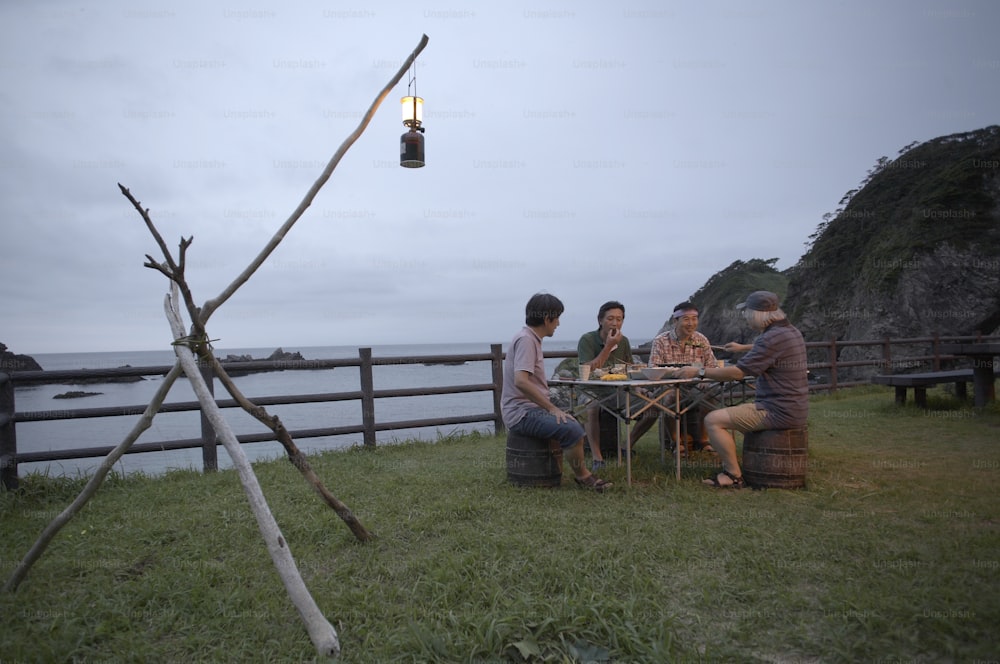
[2,1,998,354]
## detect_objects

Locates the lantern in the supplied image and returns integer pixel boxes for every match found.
[400,95,425,168]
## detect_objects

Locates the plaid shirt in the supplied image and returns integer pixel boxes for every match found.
[649,330,718,367]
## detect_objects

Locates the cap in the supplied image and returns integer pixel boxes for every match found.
[736,290,780,312]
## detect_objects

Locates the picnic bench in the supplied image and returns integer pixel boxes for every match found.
[871,369,978,408]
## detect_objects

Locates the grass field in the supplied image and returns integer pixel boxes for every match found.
[2,386,998,663]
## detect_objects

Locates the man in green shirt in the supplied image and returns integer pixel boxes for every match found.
[577,301,657,469]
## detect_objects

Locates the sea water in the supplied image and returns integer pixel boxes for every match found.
[11,341,578,479]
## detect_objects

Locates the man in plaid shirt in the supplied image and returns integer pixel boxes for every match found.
[649,301,719,452]
[649,301,720,368]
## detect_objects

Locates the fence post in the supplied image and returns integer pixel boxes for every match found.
[359,348,376,448]
[932,333,941,371]
[200,360,218,472]
[490,344,505,435]
[0,373,18,490]
[828,338,839,391]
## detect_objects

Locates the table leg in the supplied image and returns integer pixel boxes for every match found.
[659,413,666,465]
[626,418,633,485]
[674,386,681,481]
[625,391,632,486]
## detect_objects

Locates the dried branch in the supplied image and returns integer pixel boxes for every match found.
[119,183,180,276]
[196,346,374,542]
[8,35,430,660]
[199,34,429,324]
[120,184,203,325]
[4,364,185,592]
[164,290,340,659]
[126,176,374,543]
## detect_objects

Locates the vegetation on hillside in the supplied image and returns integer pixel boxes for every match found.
[795,126,1000,297]
[686,258,788,344]
[782,125,1000,338]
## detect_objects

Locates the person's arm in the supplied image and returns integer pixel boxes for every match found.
[724,341,752,353]
[675,363,745,382]
[590,329,622,368]
[579,329,622,369]
[514,370,573,422]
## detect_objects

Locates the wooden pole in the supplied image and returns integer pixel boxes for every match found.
[360,348,376,448]
[0,373,18,491]
[165,291,340,659]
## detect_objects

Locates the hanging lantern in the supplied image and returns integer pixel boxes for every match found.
[401,95,423,126]
[400,95,425,168]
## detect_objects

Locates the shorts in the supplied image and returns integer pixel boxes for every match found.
[713,402,768,432]
[510,408,585,449]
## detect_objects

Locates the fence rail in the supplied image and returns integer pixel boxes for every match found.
[1,334,997,489]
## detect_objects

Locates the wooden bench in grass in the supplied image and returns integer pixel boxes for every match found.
[870,369,977,408]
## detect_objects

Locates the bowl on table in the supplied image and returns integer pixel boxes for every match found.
[627,368,646,380]
[641,366,672,380]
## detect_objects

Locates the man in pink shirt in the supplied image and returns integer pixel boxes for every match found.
[501,293,613,492]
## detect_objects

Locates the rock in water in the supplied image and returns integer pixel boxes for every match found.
[0,342,43,372]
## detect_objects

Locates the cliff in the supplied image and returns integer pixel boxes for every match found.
[674,258,789,347]
[784,125,1000,343]
[657,126,1000,371]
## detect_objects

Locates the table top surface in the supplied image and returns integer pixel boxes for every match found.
[550,377,711,387]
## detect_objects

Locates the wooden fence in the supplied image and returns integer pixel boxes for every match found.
[1,334,997,489]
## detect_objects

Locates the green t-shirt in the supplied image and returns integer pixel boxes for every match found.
[577,329,634,371]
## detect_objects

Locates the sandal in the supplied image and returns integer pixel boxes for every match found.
[702,469,745,489]
[575,475,614,492]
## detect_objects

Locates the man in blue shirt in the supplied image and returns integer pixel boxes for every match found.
[675,291,808,488]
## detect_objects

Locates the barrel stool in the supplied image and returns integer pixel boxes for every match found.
[506,431,562,488]
[741,427,808,489]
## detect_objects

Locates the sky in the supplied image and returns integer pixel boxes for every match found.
[2,1,998,354]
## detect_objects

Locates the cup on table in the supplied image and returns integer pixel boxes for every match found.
[579,364,592,381]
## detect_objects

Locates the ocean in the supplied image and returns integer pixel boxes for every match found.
[11,341,580,479]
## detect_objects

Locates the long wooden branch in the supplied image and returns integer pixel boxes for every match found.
[165,291,340,659]
[123,185,374,543]
[196,346,374,542]
[112,35,431,546]
[6,34,428,653]
[4,364,185,592]
[119,183,203,325]
[198,33,429,324]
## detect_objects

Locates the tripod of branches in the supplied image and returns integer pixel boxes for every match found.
[4,33,430,661]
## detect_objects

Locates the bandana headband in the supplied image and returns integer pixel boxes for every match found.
[672,308,698,320]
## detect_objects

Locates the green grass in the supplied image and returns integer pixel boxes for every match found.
[2,386,999,663]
